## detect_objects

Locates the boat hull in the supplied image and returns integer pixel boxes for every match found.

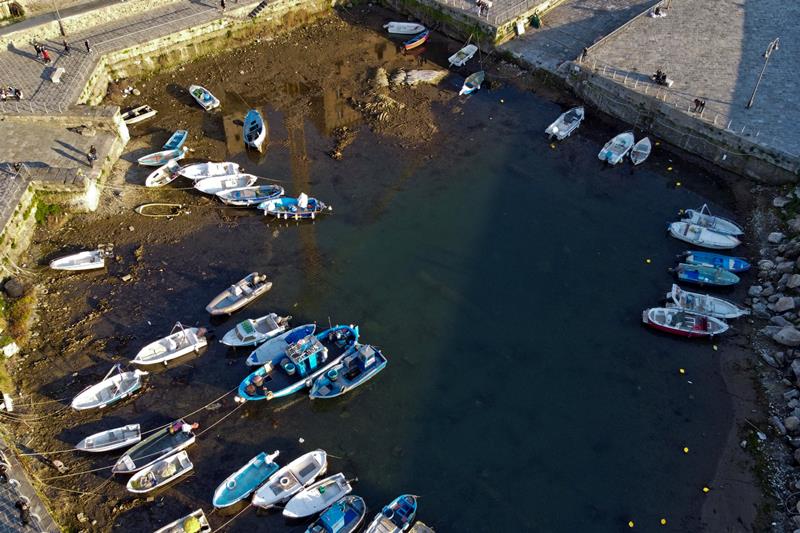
[641,307,728,338]
[244,110,267,151]
[213,451,280,508]
[403,30,429,50]
[682,251,750,272]
[75,424,141,453]
[138,147,187,167]
[305,495,367,533]
[668,222,740,250]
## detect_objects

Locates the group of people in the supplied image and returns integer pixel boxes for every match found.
[692,98,707,113]
[0,86,23,101]
[475,0,492,16]
[652,69,670,86]
[32,39,93,64]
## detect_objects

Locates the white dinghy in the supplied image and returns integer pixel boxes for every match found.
[283,472,353,518]
[545,106,584,140]
[179,162,240,181]
[448,44,478,67]
[127,451,193,494]
[145,160,182,188]
[598,131,635,165]
[122,105,157,125]
[71,364,147,410]
[666,284,749,320]
[682,204,743,236]
[50,246,112,271]
[189,85,220,111]
[153,509,210,533]
[668,221,740,249]
[75,424,141,453]
[252,449,328,509]
[194,174,257,195]
[133,323,207,366]
[383,22,426,34]
[221,313,291,347]
[630,137,652,165]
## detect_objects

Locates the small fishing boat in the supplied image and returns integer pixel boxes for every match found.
[145,159,182,188]
[642,307,729,338]
[383,22,426,34]
[221,313,291,347]
[671,262,740,287]
[259,193,331,220]
[448,44,478,67]
[206,272,272,316]
[680,251,750,272]
[162,129,189,151]
[545,106,584,140]
[306,495,367,533]
[666,284,749,320]
[364,495,418,533]
[71,365,147,411]
[403,30,429,51]
[310,344,387,399]
[50,247,111,271]
[247,324,317,366]
[75,424,141,453]
[243,109,267,151]
[189,84,220,111]
[122,105,157,125]
[238,325,359,402]
[284,473,353,518]
[153,509,210,533]
[252,449,328,509]
[668,221,741,249]
[458,71,485,96]
[138,147,188,167]
[113,421,196,474]
[212,451,280,508]
[598,131,635,165]
[630,137,652,165]
[216,184,284,207]
[179,162,240,181]
[195,174,257,195]
[127,451,193,494]
[133,323,207,366]
[682,204,743,236]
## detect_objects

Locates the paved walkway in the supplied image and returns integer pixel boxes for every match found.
[0,446,57,532]
[0,0,121,37]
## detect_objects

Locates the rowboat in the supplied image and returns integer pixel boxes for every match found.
[113,421,196,474]
[671,262,740,287]
[122,105,157,125]
[189,84,220,111]
[243,109,267,151]
[127,451,193,493]
[545,106,584,140]
[364,495,418,533]
[259,193,331,220]
[153,509,210,533]
[682,204,743,236]
[306,495,367,533]
[458,71,485,96]
[216,184,284,207]
[668,221,740,249]
[212,451,280,508]
[247,324,317,366]
[448,44,478,67]
[221,313,291,347]
[206,273,272,316]
[403,30,428,51]
[179,162,240,181]
[162,130,188,151]
[145,160,182,188]
[383,22,426,34]
[75,424,141,453]
[310,344,387,399]
[666,284,749,319]
[284,473,353,518]
[252,450,327,509]
[132,323,207,366]
[195,174,257,195]
[71,365,147,411]
[642,307,729,338]
[238,325,358,402]
[138,147,188,167]
[680,251,750,272]
[598,131,634,165]
[630,136,651,165]
[50,247,110,271]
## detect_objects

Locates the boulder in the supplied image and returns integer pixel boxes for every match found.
[762,284,776,297]
[790,217,800,234]
[758,259,776,271]
[748,285,764,297]
[786,415,800,434]
[774,326,800,347]
[785,389,800,401]
[752,302,770,318]
[773,296,796,313]
[774,196,792,208]
[773,415,788,435]
[769,232,786,244]
[789,275,800,290]
[771,315,793,327]
[3,278,24,298]
[778,261,796,273]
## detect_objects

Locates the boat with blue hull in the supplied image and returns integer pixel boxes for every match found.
[310,344,387,399]
[247,324,317,366]
[238,325,359,402]
[671,263,740,287]
[244,109,267,151]
[212,451,280,508]
[162,130,188,151]
[680,251,750,272]
[259,193,330,220]
[306,495,367,533]
[216,184,284,207]
[365,494,418,533]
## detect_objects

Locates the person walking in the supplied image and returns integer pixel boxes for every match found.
[87,145,97,168]
[84,39,92,54]
[220,0,226,10]
[33,42,41,59]
[41,48,51,65]
[63,39,71,55]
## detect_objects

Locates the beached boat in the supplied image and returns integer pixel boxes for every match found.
[113,421,196,474]
[448,44,478,67]
[162,130,188,151]
[138,147,188,167]
[284,472,353,518]
[238,325,358,402]
[306,495,367,533]
[383,22,426,34]
[244,109,267,151]
[50,248,110,271]
[212,451,280,508]
[598,131,635,165]
[459,71,485,96]
[216,184,284,207]
[133,323,207,366]
[630,137,652,165]
[122,105,157,125]
[195,174,257,195]
[671,262,740,287]
[221,313,290,347]
[364,495,418,533]
[153,509,210,533]
[668,221,741,249]
[682,204,743,236]
[403,30,429,51]
[75,424,141,453]
[252,449,327,509]
[127,451,193,494]
[545,106,584,140]
[310,344,387,399]
[145,160,182,188]
[666,284,749,319]
[179,162,240,181]
[642,307,729,338]
[206,272,272,316]
[246,324,317,366]
[189,84,220,111]
[680,251,750,272]
[71,365,147,411]
[259,193,330,220]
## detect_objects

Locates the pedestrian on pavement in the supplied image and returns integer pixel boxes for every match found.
[63,39,71,55]
[87,145,98,168]
[699,99,706,113]
[692,98,701,112]
[33,42,41,59]
[581,47,588,62]
[220,0,226,10]
[41,48,51,65]
[85,39,92,54]
[14,500,30,526]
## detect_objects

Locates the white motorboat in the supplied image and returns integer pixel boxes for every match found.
[206,272,272,315]
[221,313,290,347]
[666,284,749,319]
[70,365,147,410]
[668,221,741,249]
[179,162,240,181]
[252,449,328,509]
[194,174,257,195]
[50,247,111,271]
[145,160,182,188]
[682,204,743,236]
[132,323,207,365]
[75,424,141,453]
[545,106,584,140]
[189,84,220,111]
[383,22,426,34]
[283,472,353,518]
[598,131,635,165]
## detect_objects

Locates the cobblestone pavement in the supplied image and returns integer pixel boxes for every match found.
[0,447,57,532]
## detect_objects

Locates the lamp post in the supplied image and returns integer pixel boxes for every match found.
[51,0,65,36]
[746,37,779,109]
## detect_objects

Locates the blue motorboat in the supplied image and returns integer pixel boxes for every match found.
[258,193,330,220]
[162,129,188,151]
[244,109,267,152]
[212,451,280,508]
[310,344,387,399]
[238,324,359,402]
[306,495,367,533]
[681,251,750,273]
[247,324,317,366]
[671,263,740,287]
[364,495,417,533]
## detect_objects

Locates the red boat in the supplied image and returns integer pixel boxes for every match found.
[641,307,728,338]
[403,30,429,51]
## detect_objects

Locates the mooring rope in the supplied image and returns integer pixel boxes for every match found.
[210,503,252,533]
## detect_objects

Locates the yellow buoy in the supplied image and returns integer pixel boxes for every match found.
[628,520,635,528]
[500,99,505,103]
[702,486,710,493]
[683,446,689,454]
[676,181,682,187]
[713,345,718,351]
[667,166,673,171]
[660,518,667,525]
[645,258,652,264]
[550,144,556,149]
[679,368,685,374]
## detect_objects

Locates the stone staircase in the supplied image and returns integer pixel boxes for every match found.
[248,0,268,18]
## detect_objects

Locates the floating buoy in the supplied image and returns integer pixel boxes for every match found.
[628,520,635,528]
[550,143,556,149]
[683,446,689,454]
[679,368,685,374]
[660,518,667,525]
[667,166,673,171]
[712,345,718,351]
[702,486,710,493]
[500,99,504,103]
[676,181,682,187]
[645,258,652,264]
